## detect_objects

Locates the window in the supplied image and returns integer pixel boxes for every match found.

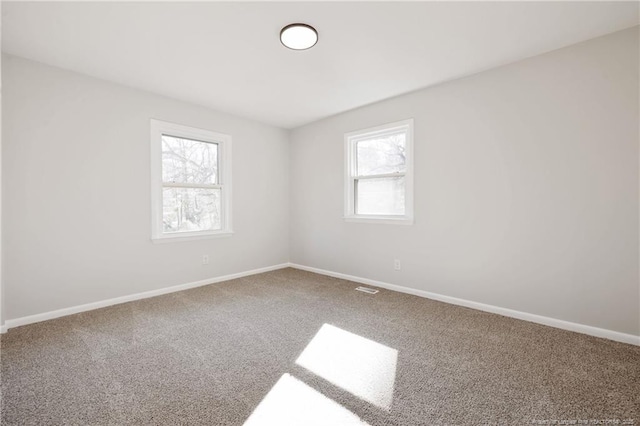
[150,119,232,241]
[344,119,414,224]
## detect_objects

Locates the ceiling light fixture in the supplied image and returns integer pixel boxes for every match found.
[280,23,318,50]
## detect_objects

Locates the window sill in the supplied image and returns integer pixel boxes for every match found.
[344,216,413,225]
[152,231,234,243]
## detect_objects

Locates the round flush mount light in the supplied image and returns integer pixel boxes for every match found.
[280,23,318,50]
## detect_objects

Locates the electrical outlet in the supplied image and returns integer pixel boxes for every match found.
[394,259,401,271]
[202,255,210,265]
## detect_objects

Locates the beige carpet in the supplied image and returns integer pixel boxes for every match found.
[1,268,639,425]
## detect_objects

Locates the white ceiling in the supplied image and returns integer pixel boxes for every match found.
[2,2,638,129]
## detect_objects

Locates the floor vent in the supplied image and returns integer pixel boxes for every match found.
[355,286,379,294]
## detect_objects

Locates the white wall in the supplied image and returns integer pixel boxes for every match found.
[2,55,290,321]
[3,27,638,338]
[0,1,4,330]
[290,27,640,336]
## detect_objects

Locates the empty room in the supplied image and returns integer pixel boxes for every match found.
[1,1,639,425]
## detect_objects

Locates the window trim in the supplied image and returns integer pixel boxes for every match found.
[150,119,233,242]
[344,119,414,225]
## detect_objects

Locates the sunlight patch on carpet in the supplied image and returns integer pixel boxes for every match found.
[243,374,370,426]
[295,323,397,410]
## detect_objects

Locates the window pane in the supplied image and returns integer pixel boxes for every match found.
[162,135,218,184]
[356,177,405,215]
[356,133,406,176]
[162,187,221,233]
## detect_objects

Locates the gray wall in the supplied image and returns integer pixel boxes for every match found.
[2,55,290,321]
[3,27,638,337]
[290,27,640,336]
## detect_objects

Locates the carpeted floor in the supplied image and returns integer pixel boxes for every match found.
[1,268,639,425]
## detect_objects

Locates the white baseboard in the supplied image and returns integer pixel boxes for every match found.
[4,262,638,346]
[288,263,640,346]
[2,263,290,332]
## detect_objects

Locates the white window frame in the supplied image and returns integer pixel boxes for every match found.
[150,119,233,242]
[344,119,414,225]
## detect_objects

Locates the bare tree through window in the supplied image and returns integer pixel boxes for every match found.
[161,135,221,233]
